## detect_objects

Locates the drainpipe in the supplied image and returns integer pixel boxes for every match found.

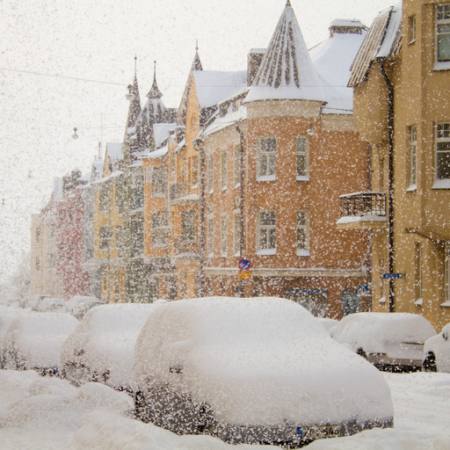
[236,123,246,297]
[194,137,206,297]
[380,61,395,313]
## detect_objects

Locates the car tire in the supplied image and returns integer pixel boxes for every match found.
[422,352,437,372]
[356,348,367,359]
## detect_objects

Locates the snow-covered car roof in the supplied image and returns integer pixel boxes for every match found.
[4,311,78,369]
[33,297,67,313]
[62,303,155,388]
[332,312,436,353]
[135,297,393,427]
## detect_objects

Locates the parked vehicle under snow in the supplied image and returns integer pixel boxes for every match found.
[61,303,154,391]
[3,311,78,375]
[423,323,450,372]
[134,297,393,447]
[332,312,436,371]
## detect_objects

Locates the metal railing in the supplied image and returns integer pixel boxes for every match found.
[339,192,386,217]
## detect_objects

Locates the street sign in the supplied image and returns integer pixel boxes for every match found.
[239,258,252,271]
[382,273,404,280]
[239,271,252,281]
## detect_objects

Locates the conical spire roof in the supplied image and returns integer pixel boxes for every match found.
[191,41,203,71]
[124,57,141,142]
[147,61,163,99]
[246,1,327,103]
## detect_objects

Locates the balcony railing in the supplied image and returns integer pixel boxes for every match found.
[339,192,386,217]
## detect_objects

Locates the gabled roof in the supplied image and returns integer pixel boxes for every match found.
[246,1,326,103]
[348,5,402,87]
[192,70,247,108]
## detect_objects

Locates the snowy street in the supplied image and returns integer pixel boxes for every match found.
[0,369,449,450]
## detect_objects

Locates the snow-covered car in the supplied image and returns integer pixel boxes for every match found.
[332,312,436,371]
[423,323,450,372]
[32,296,67,313]
[3,311,78,375]
[65,295,104,319]
[61,303,154,391]
[134,297,393,447]
[317,317,338,335]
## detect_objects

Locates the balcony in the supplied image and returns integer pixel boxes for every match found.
[337,192,387,231]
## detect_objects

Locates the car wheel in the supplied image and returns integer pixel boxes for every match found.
[423,352,437,372]
[356,348,367,359]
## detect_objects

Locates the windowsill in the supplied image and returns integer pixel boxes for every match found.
[440,300,450,308]
[222,187,227,192]
[406,184,417,192]
[256,248,276,256]
[152,193,165,198]
[414,298,423,306]
[432,179,450,189]
[296,175,310,182]
[256,175,276,182]
[234,183,241,189]
[296,249,310,257]
[208,190,213,195]
[379,297,386,305]
[433,61,450,71]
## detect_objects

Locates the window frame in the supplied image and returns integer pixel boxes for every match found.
[181,210,196,243]
[221,150,227,191]
[435,123,450,186]
[220,214,227,257]
[151,210,169,248]
[256,137,277,181]
[407,125,417,190]
[151,166,167,197]
[296,136,310,181]
[256,210,276,255]
[408,14,416,45]
[296,211,310,256]
[436,4,450,65]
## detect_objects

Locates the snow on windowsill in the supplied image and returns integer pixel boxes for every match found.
[296,175,310,182]
[337,215,386,224]
[296,249,310,257]
[432,179,450,189]
[440,300,450,308]
[256,248,276,256]
[379,297,386,305]
[414,298,423,306]
[433,61,450,71]
[406,184,417,192]
[256,175,276,182]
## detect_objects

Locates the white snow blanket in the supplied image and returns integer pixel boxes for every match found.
[62,303,155,389]
[135,297,392,427]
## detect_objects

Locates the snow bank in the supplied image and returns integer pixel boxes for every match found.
[0,306,25,368]
[136,297,393,427]
[3,311,78,370]
[33,297,67,313]
[332,312,436,357]
[62,303,155,389]
[65,295,103,320]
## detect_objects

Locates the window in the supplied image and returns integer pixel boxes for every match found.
[414,243,423,303]
[233,211,241,256]
[115,226,127,257]
[408,15,416,44]
[257,211,276,254]
[181,210,196,243]
[35,227,41,243]
[221,151,227,190]
[408,125,417,188]
[152,211,169,248]
[234,145,241,187]
[131,171,144,209]
[116,183,126,212]
[257,137,276,179]
[152,167,167,196]
[221,215,227,256]
[296,137,309,179]
[99,185,110,212]
[436,4,450,62]
[436,123,450,181]
[191,156,198,186]
[99,226,111,250]
[130,215,144,254]
[207,153,213,193]
[207,215,214,256]
[296,211,310,256]
[445,243,450,303]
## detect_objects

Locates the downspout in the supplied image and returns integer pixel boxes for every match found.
[236,123,246,297]
[380,61,395,312]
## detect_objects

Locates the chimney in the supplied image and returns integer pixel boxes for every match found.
[247,48,265,86]
[329,19,367,37]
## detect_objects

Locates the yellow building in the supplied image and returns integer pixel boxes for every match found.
[338,1,450,330]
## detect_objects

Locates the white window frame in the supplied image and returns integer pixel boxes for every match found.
[408,14,416,44]
[221,214,227,257]
[414,242,423,305]
[207,153,213,193]
[256,211,276,255]
[436,4,450,67]
[296,211,310,256]
[434,123,450,188]
[234,145,241,187]
[407,125,417,190]
[444,242,450,304]
[296,136,309,181]
[233,210,241,256]
[257,137,276,181]
[221,150,227,191]
[207,214,214,257]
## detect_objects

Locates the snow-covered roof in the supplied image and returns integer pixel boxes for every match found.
[153,123,177,148]
[349,5,402,87]
[330,19,366,29]
[203,104,247,137]
[105,143,123,162]
[310,24,366,113]
[51,177,64,202]
[193,70,247,108]
[246,3,327,104]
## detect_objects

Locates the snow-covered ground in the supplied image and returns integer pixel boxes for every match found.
[0,370,449,449]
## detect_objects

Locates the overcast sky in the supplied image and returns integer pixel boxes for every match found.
[0,0,396,282]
